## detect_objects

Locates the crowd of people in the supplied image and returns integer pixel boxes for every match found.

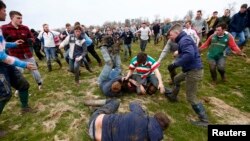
[0,0,249,140]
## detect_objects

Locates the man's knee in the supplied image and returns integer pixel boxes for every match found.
[0,94,11,103]
[217,64,225,72]
[17,78,30,91]
[186,96,197,105]
[107,99,120,108]
[147,84,157,95]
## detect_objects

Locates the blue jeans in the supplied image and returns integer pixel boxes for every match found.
[69,58,81,83]
[232,31,246,47]
[131,74,159,94]
[98,46,121,83]
[244,27,250,39]
[44,47,57,61]
[64,49,70,64]
[225,31,245,54]
[123,44,131,59]
[88,99,120,126]
[140,39,148,52]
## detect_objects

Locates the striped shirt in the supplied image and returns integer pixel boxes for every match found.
[129,55,160,78]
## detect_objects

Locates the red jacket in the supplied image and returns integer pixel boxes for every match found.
[2,22,34,59]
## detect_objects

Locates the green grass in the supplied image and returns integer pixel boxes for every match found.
[1,39,250,141]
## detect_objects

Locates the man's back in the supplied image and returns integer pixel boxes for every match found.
[101,102,163,141]
[175,31,203,72]
[102,111,148,141]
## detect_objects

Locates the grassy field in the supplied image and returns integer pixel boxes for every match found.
[0,38,250,141]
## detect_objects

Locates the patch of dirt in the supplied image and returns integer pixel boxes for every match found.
[65,90,73,94]
[87,77,98,87]
[118,97,151,113]
[42,102,73,132]
[9,124,21,131]
[246,58,250,64]
[69,112,88,130]
[35,102,46,112]
[43,120,56,132]
[207,97,250,124]
[231,91,244,98]
[54,134,70,141]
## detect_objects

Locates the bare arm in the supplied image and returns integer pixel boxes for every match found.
[59,36,70,49]
[125,69,134,80]
[154,68,165,94]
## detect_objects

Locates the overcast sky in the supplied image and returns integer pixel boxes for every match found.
[2,0,248,30]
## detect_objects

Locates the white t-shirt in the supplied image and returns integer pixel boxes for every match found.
[37,31,60,47]
[138,27,151,40]
[183,28,199,44]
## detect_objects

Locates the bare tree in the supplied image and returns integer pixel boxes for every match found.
[227,1,237,16]
[154,14,160,22]
[186,10,194,20]
[173,16,179,21]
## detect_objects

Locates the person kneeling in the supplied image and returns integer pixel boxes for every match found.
[59,25,89,85]
[124,52,166,95]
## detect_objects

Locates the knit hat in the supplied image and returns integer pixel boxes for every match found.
[241,4,247,9]
[165,23,182,37]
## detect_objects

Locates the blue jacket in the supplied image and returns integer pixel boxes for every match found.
[102,102,164,141]
[229,12,248,32]
[100,77,122,97]
[174,31,203,72]
[82,33,93,47]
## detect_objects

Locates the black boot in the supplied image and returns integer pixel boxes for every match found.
[166,85,180,102]
[191,103,209,127]
[218,69,226,82]
[210,68,217,84]
[56,59,62,69]
[169,68,177,85]
[47,61,52,72]
[83,59,93,73]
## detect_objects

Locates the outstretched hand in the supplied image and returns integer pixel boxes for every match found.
[26,62,37,70]
[15,39,24,45]
[158,83,165,94]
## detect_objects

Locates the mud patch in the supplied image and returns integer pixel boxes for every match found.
[42,102,73,132]
[79,87,100,99]
[65,90,73,94]
[87,77,98,87]
[35,102,47,112]
[119,97,151,113]
[54,133,70,141]
[207,97,250,124]
[43,120,56,132]
[9,124,21,131]
[246,58,250,64]
[69,112,88,130]
[231,91,244,98]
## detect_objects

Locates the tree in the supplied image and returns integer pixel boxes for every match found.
[185,10,194,20]
[227,2,236,16]
[154,14,160,22]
